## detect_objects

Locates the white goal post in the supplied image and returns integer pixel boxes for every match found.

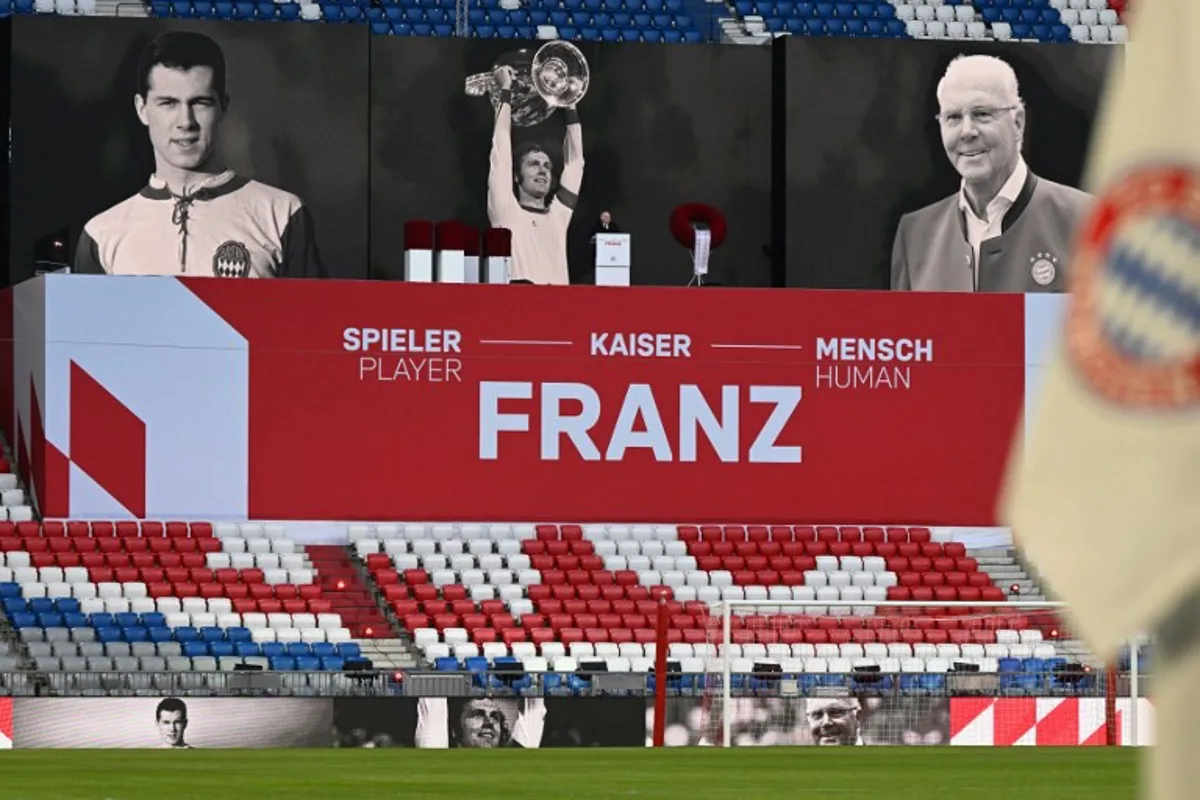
[690,599,1144,748]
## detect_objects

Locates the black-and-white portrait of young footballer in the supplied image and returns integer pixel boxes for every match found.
[155,697,195,749]
[415,697,547,749]
[486,58,585,286]
[72,30,324,279]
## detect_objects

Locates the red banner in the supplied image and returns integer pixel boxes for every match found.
[183,281,1025,524]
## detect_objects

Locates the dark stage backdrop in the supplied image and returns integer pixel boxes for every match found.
[1,18,10,287]
[8,17,370,282]
[783,38,1114,290]
[371,37,772,287]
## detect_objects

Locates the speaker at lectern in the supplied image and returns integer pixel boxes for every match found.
[594,232,631,286]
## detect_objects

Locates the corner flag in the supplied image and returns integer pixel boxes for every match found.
[1001,1,1200,664]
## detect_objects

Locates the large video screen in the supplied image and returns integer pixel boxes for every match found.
[9,17,370,283]
[783,39,1115,293]
[369,37,773,287]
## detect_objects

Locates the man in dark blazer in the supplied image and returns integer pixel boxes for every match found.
[891,54,1092,293]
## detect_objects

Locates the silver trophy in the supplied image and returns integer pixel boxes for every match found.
[465,41,590,128]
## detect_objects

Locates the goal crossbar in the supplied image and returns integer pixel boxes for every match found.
[694,599,1131,748]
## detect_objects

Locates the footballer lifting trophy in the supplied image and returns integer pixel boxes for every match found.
[465,41,590,126]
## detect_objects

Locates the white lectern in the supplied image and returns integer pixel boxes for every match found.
[594,233,631,286]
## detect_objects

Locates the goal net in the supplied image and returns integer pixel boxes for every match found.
[669,599,1122,747]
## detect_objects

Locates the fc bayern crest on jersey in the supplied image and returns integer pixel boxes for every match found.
[213,241,251,278]
[1066,165,1200,409]
[1029,252,1058,286]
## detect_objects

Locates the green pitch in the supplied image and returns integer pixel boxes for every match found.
[4,747,1138,800]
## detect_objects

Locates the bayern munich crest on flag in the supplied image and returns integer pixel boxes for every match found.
[1066,165,1200,409]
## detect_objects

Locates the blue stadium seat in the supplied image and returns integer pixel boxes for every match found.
[683,29,703,41]
[234,0,253,15]
[115,612,139,628]
[149,0,170,14]
[611,10,629,25]
[209,641,235,658]
[270,656,296,670]
[885,18,904,36]
[182,641,209,658]
[56,598,81,615]
[321,657,345,671]
[473,23,494,36]
[11,612,35,629]
[235,643,261,657]
[37,613,64,628]
[261,642,286,659]
[412,22,433,34]
[227,627,251,643]
[194,0,215,16]
[174,627,199,643]
[833,1,853,17]
[279,3,297,17]
[581,28,602,40]
[643,28,664,40]
[295,655,322,671]
[29,598,55,615]
[435,656,460,671]
[846,18,865,34]
[199,627,225,643]
[2,598,26,615]
[663,29,682,41]
[464,656,490,687]
[63,613,88,628]
[865,18,884,35]
[169,0,190,13]
[336,643,362,659]
[286,643,311,658]
[559,24,579,38]
[123,627,148,643]
[1011,22,1030,37]
[148,627,173,643]
[0,583,20,599]
[214,0,233,16]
